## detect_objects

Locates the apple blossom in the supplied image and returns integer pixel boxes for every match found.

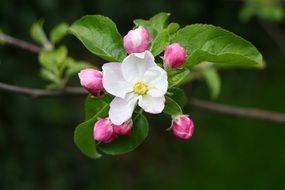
[171,115,194,140]
[78,68,103,96]
[93,118,116,143]
[164,43,186,68]
[123,26,149,54]
[102,51,168,125]
[112,119,133,136]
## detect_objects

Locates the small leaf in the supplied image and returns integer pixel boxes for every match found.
[85,95,112,121]
[39,51,58,72]
[150,30,169,56]
[167,68,190,88]
[40,69,59,83]
[150,22,180,56]
[69,15,126,62]
[168,88,186,108]
[99,114,149,155]
[167,22,180,35]
[55,46,68,64]
[134,12,170,40]
[163,96,183,116]
[50,23,69,43]
[66,61,94,78]
[30,21,52,49]
[172,24,265,69]
[39,46,67,72]
[74,97,110,159]
[203,66,221,99]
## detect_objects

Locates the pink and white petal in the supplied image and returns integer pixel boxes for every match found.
[121,51,156,83]
[102,62,132,98]
[143,66,168,97]
[109,96,138,125]
[138,95,165,114]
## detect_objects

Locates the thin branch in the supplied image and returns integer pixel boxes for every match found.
[0,33,42,53]
[190,98,285,124]
[1,82,285,124]
[0,82,85,98]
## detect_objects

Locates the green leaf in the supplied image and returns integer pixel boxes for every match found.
[150,22,180,56]
[74,117,102,159]
[30,21,52,49]
[168,88,186,108]
[99,114,149,155]
[39,51,57,72]
[69,15,126,62]
[167,22,180,35]
[39,46,67,72]
[40,69,59,83]
[84,95,112,121]
[134,12,170,40]
[203,66,221,99]
[50,23,69,43]
[163,96,183,116]
[239,0,284,22]
[167,68,190,88]
[66,61,94,78]
[172,24,264,69]
[150,29,169,56]
[55,46,68,64]
[74,97,110,159]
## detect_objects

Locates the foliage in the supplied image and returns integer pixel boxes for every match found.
[30,21,94,89]
[240,0,284,22]
[69,13,264,158]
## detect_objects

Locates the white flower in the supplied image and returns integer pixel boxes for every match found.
[102,51,168,125]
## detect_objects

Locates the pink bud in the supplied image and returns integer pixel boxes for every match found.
[123,26,149,54]
[78,68,103,96]
[93,118,116,143]
[112,120,133,136]
[171,115,195,140]
[164,43,186,68]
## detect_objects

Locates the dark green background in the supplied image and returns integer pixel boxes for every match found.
[0,0,284,189]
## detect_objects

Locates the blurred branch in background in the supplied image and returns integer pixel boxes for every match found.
[0,32,42,53]
[0,82,85,97]
[1,82,285,124]
[191,98,285,124]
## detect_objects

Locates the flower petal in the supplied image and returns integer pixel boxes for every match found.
[121,51,156,83]
[109,96,138,125]
[138,95,165,114]
[102,62,132,98]
[143,66,168,97]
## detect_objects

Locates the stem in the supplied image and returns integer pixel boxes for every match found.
[1,82,285,124]
[0,33,42,53]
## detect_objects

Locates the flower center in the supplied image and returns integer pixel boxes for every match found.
[133,82,147,95]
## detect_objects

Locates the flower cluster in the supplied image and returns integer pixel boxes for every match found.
[78,26,195,143]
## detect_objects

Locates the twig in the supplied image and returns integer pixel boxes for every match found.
[190,98,285,124]
[0,82,85,98]
[1,82,285,124]
[0,33,42,53]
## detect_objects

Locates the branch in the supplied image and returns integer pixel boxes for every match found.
[190,98,285,124]
[0,33,42,53]
[1,82,285,124]
[0,82,85,97]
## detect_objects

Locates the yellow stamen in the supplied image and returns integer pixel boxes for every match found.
[133,82,147,95]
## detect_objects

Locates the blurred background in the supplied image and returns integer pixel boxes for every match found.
[0,0,285,189]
